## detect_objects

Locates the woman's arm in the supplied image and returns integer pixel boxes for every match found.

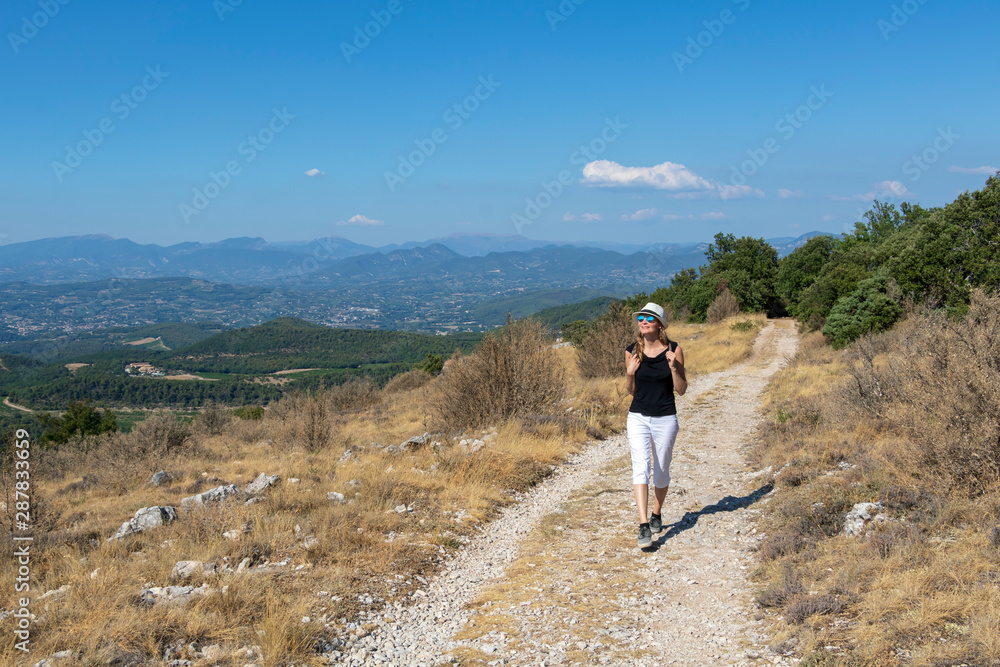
[625,350,640,395]
[668,345,687,396]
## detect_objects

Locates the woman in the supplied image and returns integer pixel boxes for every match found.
[625,302,687,548]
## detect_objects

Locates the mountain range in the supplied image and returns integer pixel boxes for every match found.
[0,232,826,286]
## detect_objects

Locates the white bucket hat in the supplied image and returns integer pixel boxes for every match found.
[631,302,667,327]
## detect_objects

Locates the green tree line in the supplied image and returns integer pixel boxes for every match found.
[563,174,1000,350]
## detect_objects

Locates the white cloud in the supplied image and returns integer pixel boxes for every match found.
[337,214,384,227]
[714,184,765,200]
[831,180,911,202]
[563,212,603,222]
[581,159,763,199]
[304,168,326,177]
[947,165,997,175]
[823,214,835,222]
[660,212,726,221]
[777,188,805,199]
[621,208,659,221]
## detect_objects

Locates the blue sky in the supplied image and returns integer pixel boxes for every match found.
[1,0,997,248]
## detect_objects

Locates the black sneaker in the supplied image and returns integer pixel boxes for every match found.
[637,523,652,548]
[649,513,663,534]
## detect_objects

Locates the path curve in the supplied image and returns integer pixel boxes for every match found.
[330,320,799,666]
[3,397,33,413]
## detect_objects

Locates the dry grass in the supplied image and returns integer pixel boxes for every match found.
[0,316,772,664]
[748,294,1000,667]
[672,313,768,376]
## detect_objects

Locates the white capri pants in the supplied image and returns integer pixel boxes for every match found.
[627,412,679,488]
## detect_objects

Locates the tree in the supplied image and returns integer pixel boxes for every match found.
[560,320,591,348]
[776,235,836,317]
[685,233,779,321]
[822,275,904,349]
[418,353,444,376]
[38,401,118,445]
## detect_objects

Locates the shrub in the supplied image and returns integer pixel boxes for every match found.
[194,401,231,436]
[38,401,117,445]
[418,353,444,376]
[231,405,265,420]
[383,369,432,394]
[577,301,639,379]
[730,319,757,333]
[707,287,741,323]
[433,315,564,429]
[838,289,1000,493]
[785,595,844,624]
[822,275,903,349]
[324,377,382,412]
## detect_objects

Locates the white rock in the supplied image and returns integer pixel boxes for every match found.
[202,644,224,661]
[181,484,239,509]
[109,506,178,540]
[843,502,885,537]
[328,492,346,503]
[244,472,279,495]
[171,560,216,580]
[37,584,71,601]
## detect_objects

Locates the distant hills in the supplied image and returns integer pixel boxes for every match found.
[0,232,827,285]
[0,231,827,338]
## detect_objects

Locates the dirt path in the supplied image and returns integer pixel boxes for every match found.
[335,320,798,666]
[3,397,33,413]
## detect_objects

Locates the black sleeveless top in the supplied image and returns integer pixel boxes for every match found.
[626,340,678,417]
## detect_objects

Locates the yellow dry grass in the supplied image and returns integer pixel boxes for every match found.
[748,317,1000,667]
[667,313,768,376]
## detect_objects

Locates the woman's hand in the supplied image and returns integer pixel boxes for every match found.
[667,345,688,395]
[625,350,641,376]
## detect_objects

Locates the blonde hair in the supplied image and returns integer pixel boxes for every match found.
[634,320,672,360]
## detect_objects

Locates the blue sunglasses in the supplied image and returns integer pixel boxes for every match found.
[636,314,658,322]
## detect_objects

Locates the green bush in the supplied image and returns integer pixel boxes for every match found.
[38,401,117,445]
[822,275,903,349]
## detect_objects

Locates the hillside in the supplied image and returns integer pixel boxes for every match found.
[172,317,482,374]
[0,318,482,410]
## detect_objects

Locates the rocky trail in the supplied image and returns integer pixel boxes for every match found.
[331,320,799,666]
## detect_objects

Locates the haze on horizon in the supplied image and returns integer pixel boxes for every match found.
[1,0,997,249]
